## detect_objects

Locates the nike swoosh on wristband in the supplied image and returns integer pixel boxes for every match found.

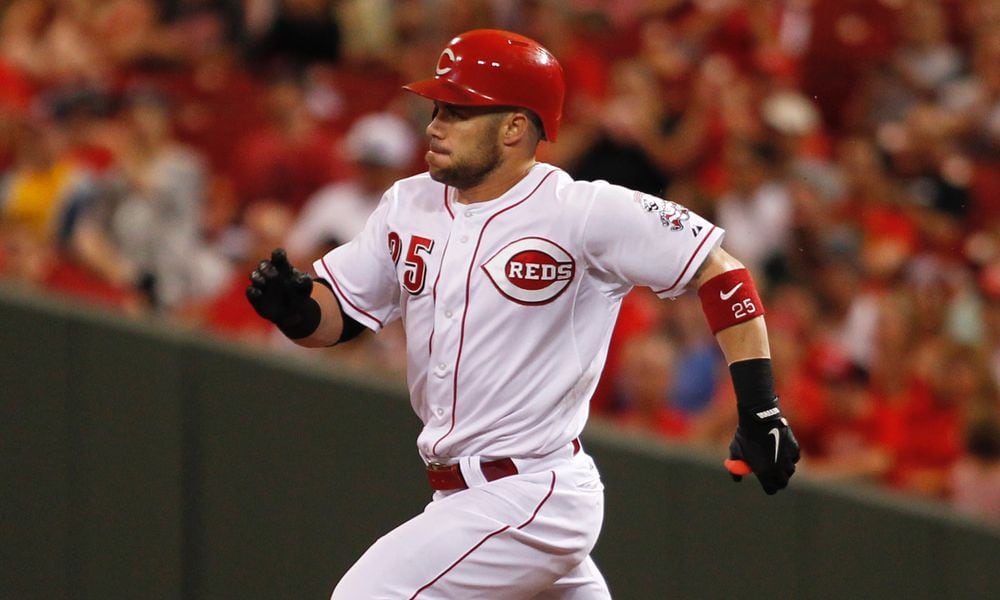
[769,428,780,463]
[720,282,744,300]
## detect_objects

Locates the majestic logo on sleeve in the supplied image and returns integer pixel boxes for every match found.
[635,192,690,231]
[482,237,576,305]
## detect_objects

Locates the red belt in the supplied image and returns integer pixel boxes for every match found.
[425,439,581,491]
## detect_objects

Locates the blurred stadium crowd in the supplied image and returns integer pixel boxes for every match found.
[2,0,1000,522]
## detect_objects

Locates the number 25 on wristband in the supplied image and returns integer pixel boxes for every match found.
[698,268,765,334]
[732,298,757,319]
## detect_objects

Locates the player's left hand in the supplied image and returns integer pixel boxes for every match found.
[246,248,318,337]
[724,397,800,495]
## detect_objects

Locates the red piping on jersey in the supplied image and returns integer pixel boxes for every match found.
[443,185,455,219]
[517,471,556,529]
[409,524,509,599]
[319,257,384,328]
[650,225,718,295]
[408,470,556,598]
[430,169,557,456]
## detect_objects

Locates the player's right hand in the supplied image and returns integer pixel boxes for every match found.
[246,248,314,327]
[725,397,800,495]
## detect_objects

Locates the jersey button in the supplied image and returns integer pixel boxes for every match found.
[459,235,469,243]
[444,310,453,318]
[435,408,445,416]
[464,210,473,218]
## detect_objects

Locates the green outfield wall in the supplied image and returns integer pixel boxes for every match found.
[2,288,999,600]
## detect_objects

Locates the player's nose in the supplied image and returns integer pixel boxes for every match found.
[425,117,444,140]
[425,104,446,138]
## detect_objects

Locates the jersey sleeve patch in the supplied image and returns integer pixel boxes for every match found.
[634,191,691,232]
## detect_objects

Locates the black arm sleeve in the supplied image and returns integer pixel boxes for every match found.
[313,277,366,345]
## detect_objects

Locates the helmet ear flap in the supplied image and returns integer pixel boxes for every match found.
[402,29,565,142]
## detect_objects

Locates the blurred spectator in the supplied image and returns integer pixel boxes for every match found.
[590,288,663,415]
[565,54,713,196]
[803,363,892,483]
[568,59,670,195]
[79,86,230,309]
[883,340,982,497]
[951,414,1000,523]
[764,299,827,449]
[0,220,142,312]
[713,138,792,285]
[520,0,613,143]
[0,116,95,247]
[662,294,723,415]
[853,0,963,131]
[893,0,964,95]
[169,46,267,174]
[842,136,918,269]
[799,0,900,131]
[613,333,691,440]
[942,25,1000,229]
[978,258,1000,388]
[246,0,342,72]
[181,198,294,343]
[0,0,109,84]
[228,73,344,213]
[781,160,849,281]
[284,110,419,263]
[160,0,246,50]
[761,88,828,163]
[1,100,161,315]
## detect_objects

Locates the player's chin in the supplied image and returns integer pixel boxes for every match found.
[426,154,452,181]
[426,149,451,169]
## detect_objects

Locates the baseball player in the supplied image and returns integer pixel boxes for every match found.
[247,29,800,599]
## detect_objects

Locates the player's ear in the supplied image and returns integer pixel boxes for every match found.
[501,111,530,146]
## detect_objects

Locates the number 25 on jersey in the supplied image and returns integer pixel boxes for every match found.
[389,232,435,295]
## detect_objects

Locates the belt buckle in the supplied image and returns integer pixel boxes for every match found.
[426,461,451,472]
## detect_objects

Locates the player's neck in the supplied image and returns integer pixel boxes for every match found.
[455,158,537,204]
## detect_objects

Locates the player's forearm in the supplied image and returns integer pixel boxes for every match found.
[293,282,345,347]
[714,315,770,365]
[694,252,799,492]
[690,245,769,363]
[691,245,773,400]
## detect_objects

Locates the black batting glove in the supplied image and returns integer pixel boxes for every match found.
[246,248,322,339]
[727,397,800,495]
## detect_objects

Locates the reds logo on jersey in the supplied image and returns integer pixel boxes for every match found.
[482,237,575,305]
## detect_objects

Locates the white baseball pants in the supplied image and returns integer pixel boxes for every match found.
[330,451,611,599]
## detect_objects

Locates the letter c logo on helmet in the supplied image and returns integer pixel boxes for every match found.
[435,48,457,76]
[403,29,566,142]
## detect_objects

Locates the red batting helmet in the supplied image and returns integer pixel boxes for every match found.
[403,29,566,142]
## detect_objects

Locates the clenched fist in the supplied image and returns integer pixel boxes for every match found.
[246,248,322,339]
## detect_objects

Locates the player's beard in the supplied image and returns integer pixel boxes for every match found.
[428,122,503,190]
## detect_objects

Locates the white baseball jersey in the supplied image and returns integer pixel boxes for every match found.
[314,162,724,463]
